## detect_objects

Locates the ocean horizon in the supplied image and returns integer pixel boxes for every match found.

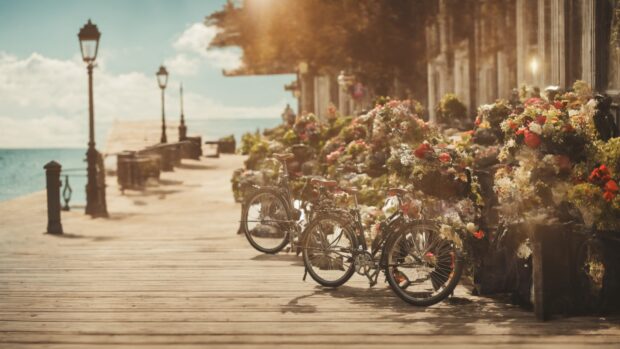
[0,117,282,203]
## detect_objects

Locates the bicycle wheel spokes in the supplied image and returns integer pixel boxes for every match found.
[386,224,460,305]
[303,217,356,287]
[245,191,289,252]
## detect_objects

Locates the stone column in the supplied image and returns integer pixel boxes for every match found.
[516,0,528,86]
[550,0,566,87]
[581,0,596,86]
[300,72,315,114]
[537,0,548,87]
[428,61,436,123]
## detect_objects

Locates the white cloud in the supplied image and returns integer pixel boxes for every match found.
[0,52,284,148]
[173,23,242,71]
[164,53,201,76]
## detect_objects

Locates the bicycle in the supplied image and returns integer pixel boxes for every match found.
[240,152,336,254]
[301,185,464,306]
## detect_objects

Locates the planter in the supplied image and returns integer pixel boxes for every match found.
[575,230,620,315]
[218,135,236,154]
[529,222,584,320]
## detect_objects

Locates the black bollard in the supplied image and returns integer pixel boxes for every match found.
[44,161,63,234]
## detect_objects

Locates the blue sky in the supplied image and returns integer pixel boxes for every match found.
[0,0,296,147]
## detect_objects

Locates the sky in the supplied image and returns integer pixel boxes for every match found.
[0,0,296,148]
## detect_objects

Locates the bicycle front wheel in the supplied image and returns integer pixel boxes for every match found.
[384,221,463,306]
[302,215,357,287]
[242,189,291,254]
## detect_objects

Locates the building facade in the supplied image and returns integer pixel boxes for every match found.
[426,0,620,122]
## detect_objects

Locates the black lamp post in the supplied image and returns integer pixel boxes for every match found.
[78,19,107,217]
[156,65,169,143]
[178,83,187,141]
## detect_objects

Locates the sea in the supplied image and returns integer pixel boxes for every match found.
[0,118,282,203]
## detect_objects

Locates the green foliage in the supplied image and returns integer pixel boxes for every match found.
[436,93,467,124]
[240,130,261,155]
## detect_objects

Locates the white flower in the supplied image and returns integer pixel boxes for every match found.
[529,123,542,135]
[466,222,477,233]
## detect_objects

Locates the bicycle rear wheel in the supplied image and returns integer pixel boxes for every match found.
[302,215,357,287]
[384,221,463,306]
[242,188,291,254]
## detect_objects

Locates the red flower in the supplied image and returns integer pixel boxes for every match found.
[536,115,547,124]
[414,143,434,159]
[438,152,452,163]
[603,180,618,201]
[474,117,481,126]
[554,101,564,109]
[589,165,612,184]
[508,120,518,130]
[603,191,616,202]
[605,180,619,194]
[524,130,541,148]
[473,230,485,239]
[515,128,526,136]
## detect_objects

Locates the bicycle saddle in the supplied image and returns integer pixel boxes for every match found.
[387,188,408,196]
[310,178,338,188]
[273,152,294,161]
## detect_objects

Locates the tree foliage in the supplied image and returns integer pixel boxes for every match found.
[206,0,433,97]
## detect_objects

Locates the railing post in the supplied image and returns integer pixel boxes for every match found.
[44,161,63,235]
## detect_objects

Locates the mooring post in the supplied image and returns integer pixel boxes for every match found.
[44,161,63,234]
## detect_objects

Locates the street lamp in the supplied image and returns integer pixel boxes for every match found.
[78,19,107,217]
[178,83,187,141]
[156,65,169,143]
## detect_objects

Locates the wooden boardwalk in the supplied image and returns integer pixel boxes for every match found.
[1,154,620,348]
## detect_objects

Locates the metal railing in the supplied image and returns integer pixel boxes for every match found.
[59,168,86,211]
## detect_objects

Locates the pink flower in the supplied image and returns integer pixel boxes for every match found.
[438,152,452,163]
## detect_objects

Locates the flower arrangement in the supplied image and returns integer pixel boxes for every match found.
[567,138,620,230]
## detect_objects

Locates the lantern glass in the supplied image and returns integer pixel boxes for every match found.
[156,66,168,89]
[80,39,98,62]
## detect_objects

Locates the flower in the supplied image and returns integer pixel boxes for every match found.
[438,152,452,163]
[524,130,541,148]
[326,147,344,163]
[529,123,543,135]
[473,230,485,239]
[589,165,611,184]
[413,142,434,159]
[605,180,619,192]
[604,180,619,202]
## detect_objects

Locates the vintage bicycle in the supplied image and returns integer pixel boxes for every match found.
[301,182,464,306]
[240,151,338,254]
